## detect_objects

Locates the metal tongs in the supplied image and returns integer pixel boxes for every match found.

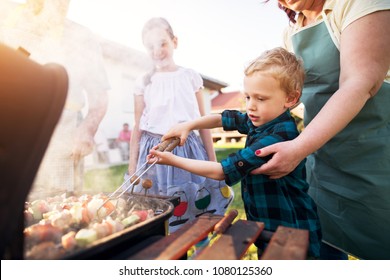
[96,137,180,215]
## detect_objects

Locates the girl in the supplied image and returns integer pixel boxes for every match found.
[127,17,233,232]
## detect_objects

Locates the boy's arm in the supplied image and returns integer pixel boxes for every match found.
[162,114,222,146]
[148,149,225,181]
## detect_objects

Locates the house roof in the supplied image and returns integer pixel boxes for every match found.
[201,74,229,91]
[211,91,244,112]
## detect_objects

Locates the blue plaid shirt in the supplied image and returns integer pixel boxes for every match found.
[221,110,321,257]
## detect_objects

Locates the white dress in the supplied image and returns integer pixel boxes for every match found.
[131,67,234,232]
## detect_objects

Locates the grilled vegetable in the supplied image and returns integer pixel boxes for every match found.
[24,223,63,245]
[61,231,77,251]
[29,199,50,220]
[75,228,98,247]
[122,215,141,227]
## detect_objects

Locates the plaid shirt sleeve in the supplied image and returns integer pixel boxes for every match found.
[221,136,278,186]
[221,110,250,134]
[221,114,299,186]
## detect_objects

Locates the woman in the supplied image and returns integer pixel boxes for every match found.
[254,0,390,259]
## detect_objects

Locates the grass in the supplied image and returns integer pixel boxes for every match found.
[84,164,128,193]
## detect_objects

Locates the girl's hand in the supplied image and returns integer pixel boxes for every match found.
[161,122,191,146]
[251,140,303,179]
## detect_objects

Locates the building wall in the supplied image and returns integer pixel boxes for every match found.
[97,39,152,140]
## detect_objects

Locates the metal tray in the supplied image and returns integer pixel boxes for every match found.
[24,193,174,259]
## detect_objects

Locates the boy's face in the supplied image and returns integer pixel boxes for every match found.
[243,73,294,127]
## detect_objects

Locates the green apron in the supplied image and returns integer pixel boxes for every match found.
[292,21,390,259]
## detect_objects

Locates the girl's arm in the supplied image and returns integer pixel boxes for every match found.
[148,149,225,180]
[196,90,218,162]
[252,10,390,178]
[128,95,144,175]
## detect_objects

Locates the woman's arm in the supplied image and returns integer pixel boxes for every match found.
[252,10,390,178]
[128,95,144,175]
[72,88,108,162]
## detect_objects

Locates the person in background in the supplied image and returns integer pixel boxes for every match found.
[0,0,110,195]
[116,123,132,161]
[128,17,233,233]
[148,47,322,259]
[251,0,390,260]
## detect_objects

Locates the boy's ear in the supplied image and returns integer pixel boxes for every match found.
[285,90,300,108]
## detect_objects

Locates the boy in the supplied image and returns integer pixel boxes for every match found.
[148,47,321,258]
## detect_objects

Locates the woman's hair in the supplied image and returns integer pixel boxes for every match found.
[263,1,297,24]
[141,17,175,87]
[244,47,305,97]
[277,3,297,24]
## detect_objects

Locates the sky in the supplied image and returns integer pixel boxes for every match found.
[67,0,289,89]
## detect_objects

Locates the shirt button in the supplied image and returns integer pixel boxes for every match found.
[238,161,244,167]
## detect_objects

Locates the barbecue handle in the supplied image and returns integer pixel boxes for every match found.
[157,137,180,152]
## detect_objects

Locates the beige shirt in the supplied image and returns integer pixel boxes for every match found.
[283,0,390,83]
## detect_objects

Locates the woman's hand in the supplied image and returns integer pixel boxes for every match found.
[251,140,304,179]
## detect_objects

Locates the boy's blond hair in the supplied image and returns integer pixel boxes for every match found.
[245,47,305,99]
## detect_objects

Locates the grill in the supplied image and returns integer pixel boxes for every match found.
[23,192,176,260]
[0,43,176,260]
[62,196,175,260]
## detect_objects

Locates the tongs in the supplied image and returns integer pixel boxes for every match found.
[96,137,180,216]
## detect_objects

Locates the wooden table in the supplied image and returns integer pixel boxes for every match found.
[128,213,309,260]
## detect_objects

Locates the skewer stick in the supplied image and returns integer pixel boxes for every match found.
[189,209,239,259]
[96,138,180,213]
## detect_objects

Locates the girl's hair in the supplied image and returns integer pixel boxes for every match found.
[142,17,175,86]
[142,17,175,42]
[244,47,305,97]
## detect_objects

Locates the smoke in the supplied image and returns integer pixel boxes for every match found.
[0,0,112,193]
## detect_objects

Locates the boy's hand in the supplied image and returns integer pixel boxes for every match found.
[161,122,191,146]
[147,145,174,165]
